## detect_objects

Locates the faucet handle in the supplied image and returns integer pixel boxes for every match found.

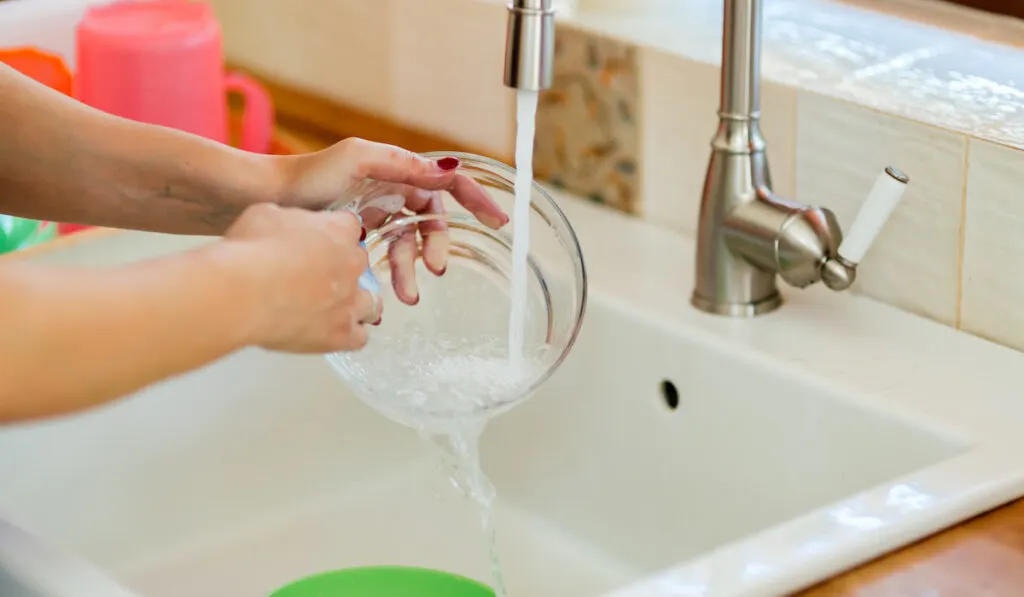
[820,166,909,291]
[838,166,910,264]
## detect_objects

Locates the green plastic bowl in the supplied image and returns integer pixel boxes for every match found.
[268,566,495,597]
[0,216,56,255]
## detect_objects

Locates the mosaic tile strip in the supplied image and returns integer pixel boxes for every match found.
[534,24,641,214]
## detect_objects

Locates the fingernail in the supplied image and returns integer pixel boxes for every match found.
[438,266,447,276]
[359,227,367,242]
[436,157,460,171]
[424,233,450,276]
[480,213,504,229]
[372,317,381,326]
[411,293,420,306]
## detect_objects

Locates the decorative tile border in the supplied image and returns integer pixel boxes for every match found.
[533,24,641,214]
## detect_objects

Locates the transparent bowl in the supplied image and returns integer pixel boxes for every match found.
[325,152,587,434]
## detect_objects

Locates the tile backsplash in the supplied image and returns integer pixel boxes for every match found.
[533,26,640,214]
[961,139,1024,351]
[209,0,1024,353]
[794,93,966,327]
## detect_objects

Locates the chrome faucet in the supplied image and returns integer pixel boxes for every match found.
[692,0,910,317]
[503,0,556,91]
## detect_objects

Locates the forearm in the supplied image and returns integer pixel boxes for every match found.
[0,241,263,421]
[0,64,286,234]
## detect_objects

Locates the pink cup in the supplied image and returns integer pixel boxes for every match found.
[75,0,273,154]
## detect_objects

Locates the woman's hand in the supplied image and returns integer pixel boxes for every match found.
[0,202,380,421]
[277,138,509,306]
[225,203,379,353]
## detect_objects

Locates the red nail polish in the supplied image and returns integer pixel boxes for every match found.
[436,157,460,171]
[372,317,381,326]
[359,228,367,242]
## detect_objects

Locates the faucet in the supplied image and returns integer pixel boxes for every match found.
[503,0,556,91]
[692,0,910,317]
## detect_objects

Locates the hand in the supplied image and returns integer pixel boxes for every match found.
[277,138,509,306]
[225,203,379,353]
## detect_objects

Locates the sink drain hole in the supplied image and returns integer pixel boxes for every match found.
[660,380,679,410]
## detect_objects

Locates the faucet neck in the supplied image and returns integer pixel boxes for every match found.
[504,0,556,90]
[720,0,762,119]
[511,0,553,11]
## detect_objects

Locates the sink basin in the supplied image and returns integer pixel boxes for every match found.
[3,194,1024,597]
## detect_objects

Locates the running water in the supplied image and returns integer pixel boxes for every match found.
[441,89,539,597]
[459,88,539,597]
[507,89,539,368]
[427,423,509,597]
[328,327,540,597]
[333,89,543,597]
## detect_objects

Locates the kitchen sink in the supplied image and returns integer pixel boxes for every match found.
[2,195,1024,596]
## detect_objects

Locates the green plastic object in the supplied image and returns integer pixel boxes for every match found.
[0,215,57,254]
[269,566,495,597]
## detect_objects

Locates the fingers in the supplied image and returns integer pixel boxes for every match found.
[359,205,392,230]
[321,210,363,243]
[387,225,420,305]
[401,170,507,231]
[421,227,450,277]
[404,188,449,276]
[335,138,507,230]
[341,138,459,189]
[354,182,408,230]
[326,289,377,352]
[353,288,380,325]
[449,174,508,230]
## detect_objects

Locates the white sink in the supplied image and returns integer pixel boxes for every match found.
[3,194,1024,597]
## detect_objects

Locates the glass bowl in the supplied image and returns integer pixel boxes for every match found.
[325,152,587,434]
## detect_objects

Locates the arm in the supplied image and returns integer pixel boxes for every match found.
[0,241,263,422]
[0,63,283,234]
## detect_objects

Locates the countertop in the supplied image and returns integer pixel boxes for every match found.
[797,498,1024,595]
[240,70,1024,596]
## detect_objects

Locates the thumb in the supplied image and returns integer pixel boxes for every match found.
[341,138,461,189]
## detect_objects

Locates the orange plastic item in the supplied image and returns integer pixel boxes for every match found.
[0,47,73,96]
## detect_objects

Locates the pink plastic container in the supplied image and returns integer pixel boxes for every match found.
[75,0,273,154]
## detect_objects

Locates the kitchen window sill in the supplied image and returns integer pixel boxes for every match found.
[568,0,1024,149]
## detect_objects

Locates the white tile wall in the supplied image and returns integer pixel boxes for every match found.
[961,139,1024,351]
[640,47,796,235]
[211,0,395,118]
[208,0,1024,353]
[0,0,106,69]
[390,0,514,157]
[795,92,966,326]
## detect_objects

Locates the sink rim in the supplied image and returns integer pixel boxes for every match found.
[604,445,1024,596]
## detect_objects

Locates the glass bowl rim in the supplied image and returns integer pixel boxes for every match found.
[343,150,589,411]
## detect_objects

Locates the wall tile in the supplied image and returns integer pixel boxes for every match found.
[0,0,105,70]
[961,139,1024,351]
[390,0,514,159]
[796,92,965,326]
[210,0,394,117]
[533,24,641,214]
[639,48,797,234]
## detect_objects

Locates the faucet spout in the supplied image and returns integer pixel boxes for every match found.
[503,0,556,91]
